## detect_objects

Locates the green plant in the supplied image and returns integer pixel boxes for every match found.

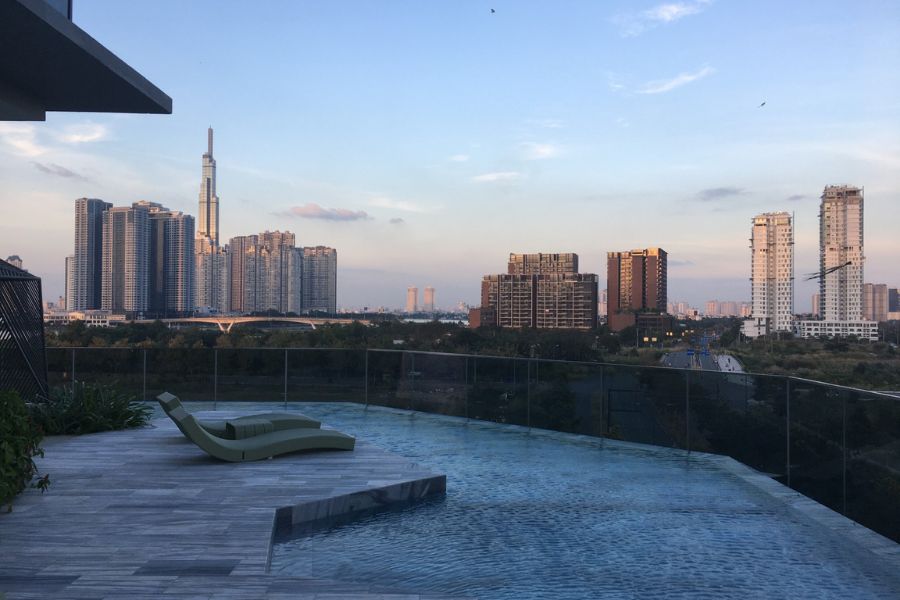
[30,382,152,435]
[0,390,46,510]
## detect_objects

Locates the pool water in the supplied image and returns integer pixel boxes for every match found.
[269,403,899,599]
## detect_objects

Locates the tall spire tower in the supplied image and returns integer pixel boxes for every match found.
[197,126,219,246]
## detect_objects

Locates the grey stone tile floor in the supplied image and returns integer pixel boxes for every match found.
[0,402,451,600]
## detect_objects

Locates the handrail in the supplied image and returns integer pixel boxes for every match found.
[45,345,900,399]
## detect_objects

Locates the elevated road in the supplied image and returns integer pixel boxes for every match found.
[133,316,369,332]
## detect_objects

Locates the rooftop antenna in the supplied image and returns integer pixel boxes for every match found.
[207,126,213,157]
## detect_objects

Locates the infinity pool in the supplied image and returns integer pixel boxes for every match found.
[270,403,899,599]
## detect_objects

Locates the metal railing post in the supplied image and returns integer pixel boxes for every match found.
[842,390,848,515]
[685,369,691,454]
[71,348,76,393]
[464,356,469,421]
[786,378,791,487]
[142,348,147,402]
[283,348,288,410]
[213,348,218,410]
[599,365,605,445]
[526,359,531,429]
[364,349,369,408]
[409,352,415,411]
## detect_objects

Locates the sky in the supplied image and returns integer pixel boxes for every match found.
[1,0,899,311]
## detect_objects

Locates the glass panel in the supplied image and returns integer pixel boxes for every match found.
[530,360,601,436]
[286,348,365,403]
[365,349,405,410]
[691,371,787,478]
[398,352,468,418]
[215,348,284,402]
[145,347,215,402]
[467,356,528,427]
[845,389,900,543]
[789,380,845,515]
[602,363,686,448]
[45,347,73,392]
[72,347,143,399]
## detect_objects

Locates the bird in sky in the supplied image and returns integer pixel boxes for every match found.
[758,101,766,108]
[491,8,496,13]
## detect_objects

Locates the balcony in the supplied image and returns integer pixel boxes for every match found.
[1,347,898,598]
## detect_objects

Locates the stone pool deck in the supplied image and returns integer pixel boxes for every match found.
[0,410,452,600]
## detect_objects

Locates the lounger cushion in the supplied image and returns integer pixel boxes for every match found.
[226,417,274,440]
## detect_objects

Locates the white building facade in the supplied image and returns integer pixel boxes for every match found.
[747,212,794,337]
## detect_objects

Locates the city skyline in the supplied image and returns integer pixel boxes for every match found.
[1,1,898,309]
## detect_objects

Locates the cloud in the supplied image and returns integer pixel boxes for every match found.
[281,203,370,221]
[638,66,715,94]
[369,196,427,213]
[449,154,470,162]
[786,194,807,202]
[58,123,109,144]
[0,123,46,156]
[669,259,695,267]
[615,117,630,128]
[472,171,521,183]
[527,118,565,129]
[32,162,88,180]
[389,217,405,225]
[697,187,745,201]
[614,1,712,36]
[520,142,561,160]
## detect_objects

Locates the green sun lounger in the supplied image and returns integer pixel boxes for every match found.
[157,392,355,462]
[156,392,320,439]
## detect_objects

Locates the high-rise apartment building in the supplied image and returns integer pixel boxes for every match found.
[195,237,228,313]
[5,255,22,269]
[863,283,888,322]
[705,300,719,317]
[475,252,597,329]
[811,293,820,317]
[73,198,111,310]
[406,287,418,313]
[748,212,794,336]
[64,255,74,310]
[607,247,667,331]
[227,232,303,314]
[796,186,876,339]
[819,185,864,320]
[136,201,194,316]
[890,288,900,313]
[101,204,150,315]
[508,253,578,275]
[423,286,435,312]
[302,246,337,313]
[197,127,220,246]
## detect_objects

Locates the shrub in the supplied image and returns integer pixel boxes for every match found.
[0,390,46,510]
[30,383,152,435]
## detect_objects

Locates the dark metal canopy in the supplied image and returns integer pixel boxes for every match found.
[0,0,172,120]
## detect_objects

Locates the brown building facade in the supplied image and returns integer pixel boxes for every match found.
[607,247,668,331]
[474,252,598,329]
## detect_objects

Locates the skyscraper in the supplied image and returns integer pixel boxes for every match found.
[101,204,150,315]
[197,127,219,246]
[226,232,302,314]
[73,197,111,310]
[606,247,667,331]
[194,127,228,313]
[423,286,435,312]
[302,246,337,313]
[819,185,864,320]
[749,212,794,335]
[406,287,418,313]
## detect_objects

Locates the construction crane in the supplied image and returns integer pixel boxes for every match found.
[804,261,852,281]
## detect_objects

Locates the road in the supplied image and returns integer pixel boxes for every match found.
[661,351,741,372]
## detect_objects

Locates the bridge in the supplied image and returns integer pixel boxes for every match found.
[133,316,369,333]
